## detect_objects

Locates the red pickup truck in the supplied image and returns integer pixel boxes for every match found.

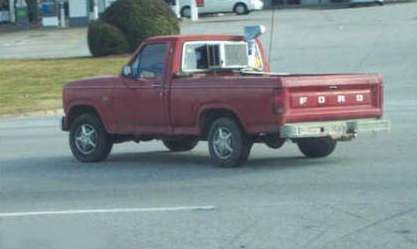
[62,32,389,167]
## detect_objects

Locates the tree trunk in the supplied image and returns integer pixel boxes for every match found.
[25,0,38,24]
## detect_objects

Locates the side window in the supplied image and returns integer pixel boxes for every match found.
[132,43,167,79]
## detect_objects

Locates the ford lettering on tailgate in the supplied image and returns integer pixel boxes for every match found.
[291,90,371,108]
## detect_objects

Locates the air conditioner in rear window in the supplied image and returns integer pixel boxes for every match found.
[223,43,249,68]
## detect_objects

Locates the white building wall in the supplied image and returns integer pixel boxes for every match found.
[69,0,88,18]
[69,0,88,26]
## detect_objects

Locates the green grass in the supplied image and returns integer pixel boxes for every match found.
[0,56,128,115]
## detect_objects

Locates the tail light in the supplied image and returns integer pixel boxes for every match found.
[371,84,382,108]
[274,88,285,114]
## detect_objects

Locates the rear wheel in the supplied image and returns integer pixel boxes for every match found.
[69,114,113,162]
[297,137,336,158]
[163,137,199,152]
[208,118,252,167]
[234,3,248,15]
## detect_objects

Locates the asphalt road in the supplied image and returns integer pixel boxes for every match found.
[1,3,417,249]
[0,28,89,59]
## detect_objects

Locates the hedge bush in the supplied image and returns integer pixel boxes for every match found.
[88,20,129,57]
[88,0,179,56]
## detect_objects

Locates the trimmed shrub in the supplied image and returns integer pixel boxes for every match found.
[88,20,129,57]
[102,0,180,52]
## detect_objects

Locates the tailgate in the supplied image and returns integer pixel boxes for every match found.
[279,74,383,124]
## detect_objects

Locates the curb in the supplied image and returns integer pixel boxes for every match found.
[0,109,64,120]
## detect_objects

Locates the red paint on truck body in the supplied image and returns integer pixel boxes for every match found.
[62,35,384,137]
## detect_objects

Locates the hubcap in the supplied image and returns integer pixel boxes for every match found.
[183,8,191,17]
[213,127,233,160]
[75,124,97,155]
[236,5,245,14]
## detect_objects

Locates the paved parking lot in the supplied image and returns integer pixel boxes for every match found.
[1,3,417,249]
[0,28,89,59]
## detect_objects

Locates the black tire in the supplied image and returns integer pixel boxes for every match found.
[234,3,248,15]
[264,134,286,149]
[69,114,113,162]
[208,117,252,167]
[181,6,191,18]
[162,137,199,152]
[297,137,337,158]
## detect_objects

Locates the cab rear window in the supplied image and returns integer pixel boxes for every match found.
[182,41,258,72]
[182,41,262,72]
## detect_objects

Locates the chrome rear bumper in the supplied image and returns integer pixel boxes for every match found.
[280,118,390,140]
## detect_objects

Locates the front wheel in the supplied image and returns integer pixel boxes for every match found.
[69,114,113,162]
[208,118,252,167]
[162,137,199,152]
[297,137,336,158]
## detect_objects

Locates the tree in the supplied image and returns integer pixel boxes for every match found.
[88,20,130,57]
[0,0,9,9]
[102,0,179,51]
[88,0,180,56]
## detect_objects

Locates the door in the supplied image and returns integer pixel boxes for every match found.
[115,42,170,134]
[207,0,232,12]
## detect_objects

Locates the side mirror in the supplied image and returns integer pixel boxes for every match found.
[121,65,132,78]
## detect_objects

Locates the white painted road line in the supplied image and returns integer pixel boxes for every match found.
[0,206,216,218]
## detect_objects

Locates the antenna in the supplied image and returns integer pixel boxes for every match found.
[268,7,276,65]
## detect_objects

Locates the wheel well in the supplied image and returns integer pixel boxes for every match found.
[199,109,246,139]
[68,105,102,129]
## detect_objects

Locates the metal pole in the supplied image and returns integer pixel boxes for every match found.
[8,0,15,23]
[268,7,276,65]
[190,0,198,21]
[59,0,66,28]
[93,0,99,20]
[175,0,181,19]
